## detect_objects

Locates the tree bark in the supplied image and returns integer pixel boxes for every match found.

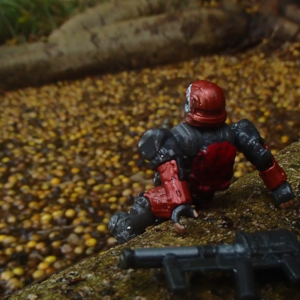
[0,1,247,90]
[2,0,300,91]
[48,0,203,41]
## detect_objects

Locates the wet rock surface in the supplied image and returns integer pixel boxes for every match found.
[8,139,300,300]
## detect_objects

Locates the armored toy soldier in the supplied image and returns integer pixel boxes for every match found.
[109,80,297,244]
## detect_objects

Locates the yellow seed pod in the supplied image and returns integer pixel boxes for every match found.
[51,178,61,186]
[271,149,277,156]
[112,178,121,186]
[28,201,39,209]
[145,170,154,176]
[74,186,83,193]
[0,270,14,281]
[55,170,65,177]
[7,278,24,289]
[102,184,111,191]
[51,241,62,248]
[145,183,154,190]
[118,196,127,204]
[23,220,32,229]
[131,167,139,173]
[30,234,41,241]
[74,226,84,234]
[102,217,110,224]
[87,178,96,186]
[8,175,17,184]
[93,185,102,192]
[97,224,108,233]
[132,182,141,188]
[71,167,80,174]
[41,183,50,190]
[122,177,131,184]
[35,242,46,251]
[52,210,63,219]
[65,209,76,218]
[58,198,66,204]
[32,269,45,280]
[38,262,50,270]
[5,248,15,256]
[0,235,7,242]
[234,170,243,178]
[76,181,86,187]
[3,236,17,244]
[85,238,97,247]
[127,161,135,167]
[83,233,91,240]
[44,256,57,264]
[110,204,118,210]
[13,267,24,276]
[281,135,289,143]
[41,214,52,222]
[70,192,78,199]
[74,246,84,255]
[77,210,87,217]
[108,197,117,203]
[27,241,37,248]
[16,245,24,252]
[72,218,83,226]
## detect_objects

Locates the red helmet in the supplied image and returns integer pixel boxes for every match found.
[184,80,227,127]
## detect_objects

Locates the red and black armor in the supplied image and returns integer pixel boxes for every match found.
[144,160,192,219]
[109,80,296,244]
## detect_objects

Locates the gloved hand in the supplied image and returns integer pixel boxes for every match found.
[272,182,297,208]
[171,204,198,233]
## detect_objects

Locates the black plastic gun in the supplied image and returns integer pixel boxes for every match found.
[119,229,300,300]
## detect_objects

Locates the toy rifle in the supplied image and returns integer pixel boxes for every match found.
[119,229,300,300]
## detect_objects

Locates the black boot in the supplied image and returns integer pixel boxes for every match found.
[108,193,155,244]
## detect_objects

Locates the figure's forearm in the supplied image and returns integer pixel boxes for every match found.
[144,160,192,219]
[259,153,287,191]
[232,119,296,207]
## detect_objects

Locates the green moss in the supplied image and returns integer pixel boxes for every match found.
[0,0,108,44]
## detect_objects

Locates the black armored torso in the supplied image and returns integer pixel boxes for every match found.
[138,119,276,205]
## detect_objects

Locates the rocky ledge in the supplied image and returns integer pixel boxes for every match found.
[8,139,300,300]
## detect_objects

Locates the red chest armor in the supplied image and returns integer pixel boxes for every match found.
[190,141,236,193]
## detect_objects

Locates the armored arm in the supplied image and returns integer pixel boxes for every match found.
[139,128,186,179]
[232,119,296,208]
[138,129,195,224]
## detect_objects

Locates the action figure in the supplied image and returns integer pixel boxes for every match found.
[109,80,297,244]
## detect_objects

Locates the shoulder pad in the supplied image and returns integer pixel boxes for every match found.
[138,128,184,171]
[138,128,174,161]
[231,119,272,170]
[231,119,264,148]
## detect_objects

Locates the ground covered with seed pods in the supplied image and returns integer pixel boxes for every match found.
[1,41,300,296]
